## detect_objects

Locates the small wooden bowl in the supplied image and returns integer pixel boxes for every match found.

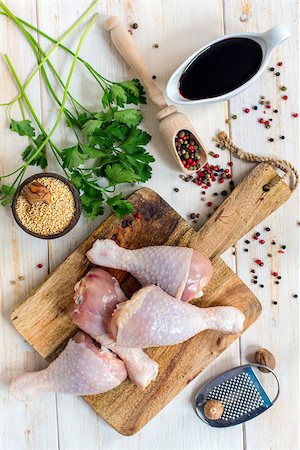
[12,172,82,240]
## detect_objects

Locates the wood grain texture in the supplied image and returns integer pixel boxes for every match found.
[223,2,300,450]
[1,0,299,448]
[11,185,261,435]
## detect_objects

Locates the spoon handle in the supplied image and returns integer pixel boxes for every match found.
[105,16,168,110]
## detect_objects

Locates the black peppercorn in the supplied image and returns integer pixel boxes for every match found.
[221,190,227,196]
[253,106,258,110]
[269,138,274,142]
[281,245,286,249]
[260,284,264,288]
[255,232,260,236]
[251,269,255,273]
[280,135,285,139]
[272,301,278,305]
[254,276,258,280]
[293,294,298,298]
[132,23,138,29]
[244,248,248,252]
[275,72,280,76]
[269,67,275,71]
[253,280,258,284]
[275,281,280,284]
[277,276,282,280]
[174,187,179,192]
[213,192,218,196]
[245,240,250,244]
[190,213,196,219]
[265,227,271,231]
[272,241,276,245]
[274,109,278,113]
[152,75,157,79]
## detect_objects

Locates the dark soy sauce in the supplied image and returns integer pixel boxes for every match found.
[179,38,263,100]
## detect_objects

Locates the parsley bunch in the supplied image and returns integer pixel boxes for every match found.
[0,1,154,219]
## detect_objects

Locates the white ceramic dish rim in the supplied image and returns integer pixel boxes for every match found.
[166,25,290,105]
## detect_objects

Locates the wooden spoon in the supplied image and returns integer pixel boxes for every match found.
[105,16,207,175]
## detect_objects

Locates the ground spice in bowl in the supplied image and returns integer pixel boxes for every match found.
[12,173,81,239]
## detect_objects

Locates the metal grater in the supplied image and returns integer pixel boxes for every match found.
[195,364,280,427]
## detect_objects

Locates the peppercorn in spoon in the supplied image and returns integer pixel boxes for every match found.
[105,16,207,174]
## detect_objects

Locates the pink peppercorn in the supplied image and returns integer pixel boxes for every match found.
[135,213,141,219]
[278,62,283,66]
[259,262,264,267]
[228,162,233,166]
[272,272,279,277]
[259,239,265,244]
[259,118,264,123]
[253,236,259,240]
[224,169,229,173]
[213,154,220,158]
[207,202,212,207]
[282,95,288,100]
[266,104,271,109]
[37,263,43,269]
[244,108,250,113]
[293,113,298,118]
[189,145,194,151]
[219,178,224,184]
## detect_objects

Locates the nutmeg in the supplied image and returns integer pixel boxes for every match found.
[25,181,51,205]
[204,399,224,420]
[255,348,276,373]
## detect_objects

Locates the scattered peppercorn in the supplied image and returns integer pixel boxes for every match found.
[244,248,249,252]
[259,118,264,124]
[213,192,218,196]
[253,280,258,284]
[260,284,264,288]
[207,202,212,207]
[259,239,265,244]
[269,67,275,72]
[18,275,25,281]
[251,269,255,273]
[275,72,280,76]
[269,138,274,142]
[282,95,288,100]
[272,241,276,245]
[244,108,250,113]
[293,113,299,118]
[272,272,278,277]
[245,240,250,244]
[280,86,287,91]
[255,232,260,236]
[174,187,179,192]
[221,190,227,196]
[135,213,141,219]
[232,114,237,119]
[190,213,196,219]
[265,227,271,231]
[132,23,138,29]
[277,276,282,280]
[10,280,16,285]
[37,263,43,269]
[254,275,258,280]
[278,61,283,66]
[280,135,285,139]
[281,245,286,249]
[268,253,272,257]
[253,106,258,110]
[274,109,278,113]
[152,75,157,79]
[153,43,159,48]
[275,281,280,285]
[293,294,298,298]
[272,301,278,305]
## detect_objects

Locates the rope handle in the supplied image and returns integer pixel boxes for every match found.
[215,131,299,192]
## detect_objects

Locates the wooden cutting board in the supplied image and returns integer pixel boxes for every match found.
[11,163,291,435]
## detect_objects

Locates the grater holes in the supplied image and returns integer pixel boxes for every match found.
[207,372,265,420]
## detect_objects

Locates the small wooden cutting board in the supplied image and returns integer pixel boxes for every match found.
[11,163,291,435]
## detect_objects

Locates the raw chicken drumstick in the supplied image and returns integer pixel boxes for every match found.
[108,285,245,348]
[10,332,127,400]
[71,268,158,388]
[87,239,213,301]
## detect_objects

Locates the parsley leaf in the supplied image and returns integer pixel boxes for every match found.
[10,119,35,137]
[105,163,140,185]
[120,128,151,152]
[114,109,142,127]
[0,184,16,206]
[107,192,133,218]
[61,145,88,170]
[82,119,103,136]
[21,134,48,169]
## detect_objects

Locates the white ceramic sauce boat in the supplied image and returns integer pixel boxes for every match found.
[166,24,290,105]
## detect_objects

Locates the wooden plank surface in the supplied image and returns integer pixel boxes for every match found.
[0,0,299,449]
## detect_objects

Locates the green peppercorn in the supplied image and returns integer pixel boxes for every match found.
[232,114,237,120]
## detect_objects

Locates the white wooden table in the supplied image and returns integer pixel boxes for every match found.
[0,1,299,449]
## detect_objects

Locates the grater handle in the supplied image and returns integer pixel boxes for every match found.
[250,364,280,405]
